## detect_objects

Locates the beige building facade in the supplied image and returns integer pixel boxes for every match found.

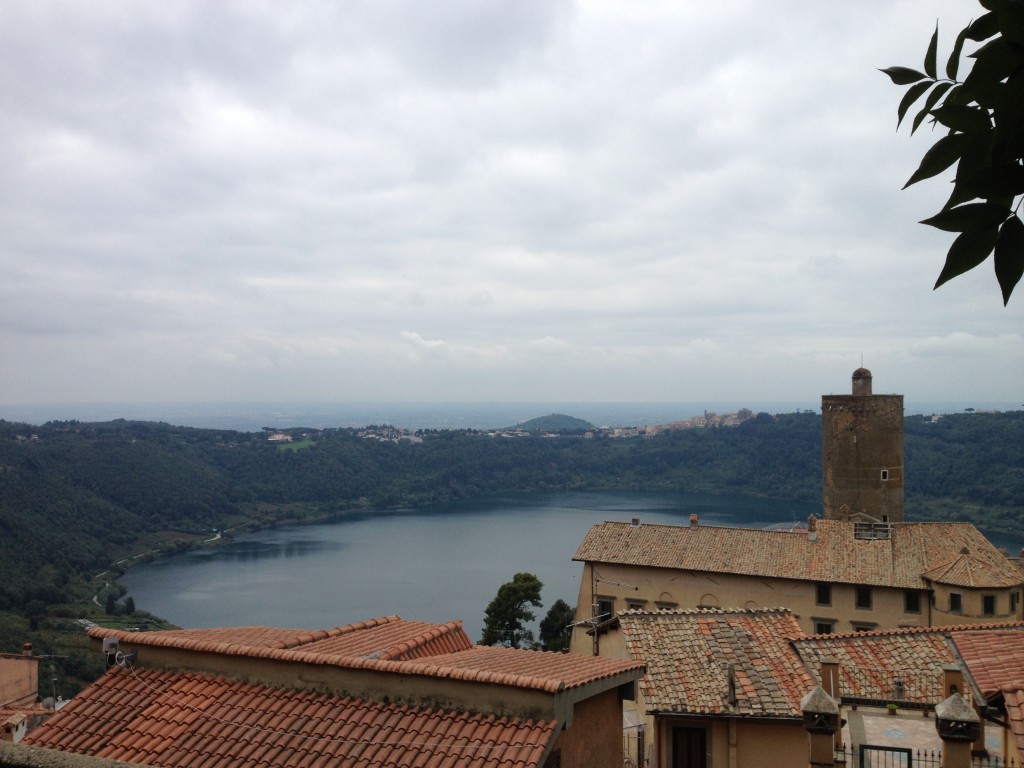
[570,517,1023,652]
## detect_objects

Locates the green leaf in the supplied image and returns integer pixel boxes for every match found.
[880,66,929,85]
[898,81,933,129]
[965,164,1024,198]
[994,215,1024,303]
[947,24,970,79]
[925,23,939,79]
[934,225,1001,289]
[920,202,1010,232]
[966,11,1000,41]
[904,133,971,188]
[911,82,955,133]
[930,103,992,132]
[965,39,1023,107]
[998,1,1024,46]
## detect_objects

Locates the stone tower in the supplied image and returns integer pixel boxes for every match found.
[821,368,904,522]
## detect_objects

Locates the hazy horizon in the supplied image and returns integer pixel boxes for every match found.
[2,398,1017,432]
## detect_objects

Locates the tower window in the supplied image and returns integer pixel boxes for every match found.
[880,469,889,481]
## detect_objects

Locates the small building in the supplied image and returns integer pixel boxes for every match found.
[611,608,815,768]
[0,647,47,744]
[21,615,644,768]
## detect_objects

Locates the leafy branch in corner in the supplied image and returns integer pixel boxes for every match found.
[881,0,1024,304]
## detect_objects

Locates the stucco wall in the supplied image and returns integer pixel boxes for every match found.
[0,657,39,709]
[549,689,625,768]
[570,562,937,650]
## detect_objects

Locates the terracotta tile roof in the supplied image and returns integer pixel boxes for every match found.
[792,627,959,703]
[791,623,1024,705]
[89,617,642,695]
[24,666,557,768]
[949,628,1024,698]
[617,608,814,718]
[129,615,474,661]
[574,520,1022,589]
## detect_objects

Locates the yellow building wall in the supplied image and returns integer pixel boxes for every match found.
[549,688,624,768]
[571,562,1022,653]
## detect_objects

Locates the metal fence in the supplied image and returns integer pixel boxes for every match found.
[835,744,1018,767]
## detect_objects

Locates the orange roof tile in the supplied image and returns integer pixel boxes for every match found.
[89,617,642,695]
[574,520,1022,589]
[949,628,1024,699]
[618,608,814,718]
[24,667,558,768]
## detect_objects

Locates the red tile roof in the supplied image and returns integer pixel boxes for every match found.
[949,628,1024,698]
[130,615,474,661]
[89,617,642,694]
[574,520,1022,589]
[617,608,814,718]
[791,623,1024,705]
[24,666,557,768]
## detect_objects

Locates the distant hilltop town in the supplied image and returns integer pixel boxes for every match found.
[347,407,758,443]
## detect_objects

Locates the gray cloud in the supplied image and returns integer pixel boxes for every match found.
[1,0,1020,407]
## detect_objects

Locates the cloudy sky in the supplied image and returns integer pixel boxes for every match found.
[2,1,1020,409]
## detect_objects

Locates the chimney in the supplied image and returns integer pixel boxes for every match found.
[689,514,699,528]
[631,516,640,527]
[22,642,32,656]
[808,514,818,543]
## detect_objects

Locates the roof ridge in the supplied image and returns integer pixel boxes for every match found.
[796,620,1024,641]
[621,606,794,618]
[375,620,468,660]
[87,626,642,693]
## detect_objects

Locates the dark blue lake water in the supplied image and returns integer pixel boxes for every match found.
[121,490,821,642]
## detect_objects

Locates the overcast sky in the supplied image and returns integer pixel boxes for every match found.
[2,1,1020,408]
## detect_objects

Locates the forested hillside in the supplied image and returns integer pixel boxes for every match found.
[1,410,1022,622]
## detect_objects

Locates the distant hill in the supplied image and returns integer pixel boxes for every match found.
[511,414,595,432]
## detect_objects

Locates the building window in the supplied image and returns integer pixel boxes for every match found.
[814,620,835,635]
[949,593,962,615]
[816,583,832,606]
[595,597,615,622]
[1012,592,1019,613]
[655,600,678,611]
[880,468,889,481]
[851,622,878,632]
[626,599,647,611]
[855,586,872,609]
[983,595,996,616]
[904,591,921,614]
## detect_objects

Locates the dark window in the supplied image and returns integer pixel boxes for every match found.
[1012,592,1019,613]
[655,600,678,610]
[672,726,708,768]
[904,591,921,613]
[881,469,889,481]
[814,620,835,635]
[949,593,962,614]
[626,599,647,611]
[983,595,996,616]
[855,586,872,609]
[815,583,831,606]
[595,597,614,622]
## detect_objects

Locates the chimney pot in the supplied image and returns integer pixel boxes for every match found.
[689,514,699,528]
